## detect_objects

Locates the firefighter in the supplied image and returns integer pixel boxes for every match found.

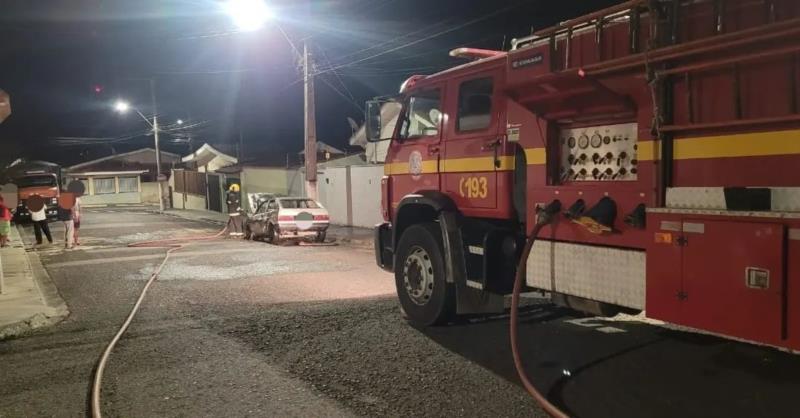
[226,184,243,237]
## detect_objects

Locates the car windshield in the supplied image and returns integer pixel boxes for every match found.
[15,175,57,188]
[279,199,320,209]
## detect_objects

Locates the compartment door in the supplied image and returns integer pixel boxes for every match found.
[681,220,785,344]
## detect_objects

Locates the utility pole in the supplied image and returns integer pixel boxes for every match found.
[303,41,318,200]
[149,78,165,212]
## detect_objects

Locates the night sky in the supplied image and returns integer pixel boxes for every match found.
[0,0,617,167]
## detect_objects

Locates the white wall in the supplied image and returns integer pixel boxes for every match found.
[173,191,206,210]
[350,165,384,228]
[141,182,160,204]
[318,167,349,225]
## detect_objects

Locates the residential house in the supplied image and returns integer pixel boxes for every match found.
[64,148,181,206]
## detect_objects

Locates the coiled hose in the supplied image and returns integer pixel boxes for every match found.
[90,228,228,418]
[510,202,569,418]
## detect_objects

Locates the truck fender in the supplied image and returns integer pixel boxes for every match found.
[392,191,457,249]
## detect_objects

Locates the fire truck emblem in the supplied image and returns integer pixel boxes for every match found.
[409,151,423,179]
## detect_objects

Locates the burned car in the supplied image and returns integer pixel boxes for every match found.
[245,197,329,243]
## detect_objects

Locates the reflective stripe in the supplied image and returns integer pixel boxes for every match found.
[384,128,800,172]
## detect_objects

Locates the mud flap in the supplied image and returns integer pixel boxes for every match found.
[438,211,504,315]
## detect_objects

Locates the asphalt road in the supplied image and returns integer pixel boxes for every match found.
[1,208,798,417]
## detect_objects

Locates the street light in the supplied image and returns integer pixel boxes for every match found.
[114,100,130,113]
[176,119,184,125]
[223,0,274,31]
[112,98,164,212]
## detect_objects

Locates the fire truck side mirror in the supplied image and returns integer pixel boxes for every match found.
[365,100,383,143]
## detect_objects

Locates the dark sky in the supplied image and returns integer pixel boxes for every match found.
[0,0,618,167]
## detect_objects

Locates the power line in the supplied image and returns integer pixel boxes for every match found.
[311,1,525,78]
[318,74,363,112]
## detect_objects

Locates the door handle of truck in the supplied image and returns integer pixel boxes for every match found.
[480,139,501,151]
[427,145,440,155]
[481,139,502,168]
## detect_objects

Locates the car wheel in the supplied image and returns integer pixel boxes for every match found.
[394,223,454,326]
[314,230,326,243]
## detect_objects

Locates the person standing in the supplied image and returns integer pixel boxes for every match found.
[226,184,243,237]
[57,193,75,250]
[72,196,81,246]
[0,195,11,248]
[30,202,53,246]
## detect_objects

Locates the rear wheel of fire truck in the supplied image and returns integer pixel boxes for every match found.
[395,223,454,326]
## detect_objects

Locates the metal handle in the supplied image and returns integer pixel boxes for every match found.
[481,139,501,151]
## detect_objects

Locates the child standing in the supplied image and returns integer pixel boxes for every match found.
[72,196,81,246]
[0,195,11,248]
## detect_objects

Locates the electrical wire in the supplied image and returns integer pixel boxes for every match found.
[317,75,364,112]
[311,1,526,78]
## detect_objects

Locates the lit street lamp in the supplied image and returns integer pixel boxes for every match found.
[176,119,184,125]
[223,0,274,31]
[113,97,165,212]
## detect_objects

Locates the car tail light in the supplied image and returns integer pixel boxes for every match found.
[314,214,329,221]
[278,215,293,222]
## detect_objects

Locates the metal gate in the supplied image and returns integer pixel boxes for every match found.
[207,174,222,212]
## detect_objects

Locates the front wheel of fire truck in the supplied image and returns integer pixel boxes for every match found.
[394,223,454,326]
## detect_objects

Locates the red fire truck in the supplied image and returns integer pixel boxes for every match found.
[365,0,800,352]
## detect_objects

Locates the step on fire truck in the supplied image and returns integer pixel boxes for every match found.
[365,0,800,352]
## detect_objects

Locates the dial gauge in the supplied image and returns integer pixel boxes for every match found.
[577,134,589,149]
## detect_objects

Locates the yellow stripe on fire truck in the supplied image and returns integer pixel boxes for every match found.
[383,128,800,173]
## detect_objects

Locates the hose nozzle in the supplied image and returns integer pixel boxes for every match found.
[536,199,562,227]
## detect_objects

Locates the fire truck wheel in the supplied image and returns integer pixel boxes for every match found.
[394,223,455,326]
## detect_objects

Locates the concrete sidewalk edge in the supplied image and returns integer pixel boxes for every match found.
[0,226,70,340]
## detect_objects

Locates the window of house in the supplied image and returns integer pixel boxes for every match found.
[398,89,441,140]
[118,176,139,193]
[457,77,494,132]
[93,177,116,194]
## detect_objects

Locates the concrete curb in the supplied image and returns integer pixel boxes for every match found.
[0,226,70,340]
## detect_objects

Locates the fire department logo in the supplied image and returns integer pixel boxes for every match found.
[409,151,423,179]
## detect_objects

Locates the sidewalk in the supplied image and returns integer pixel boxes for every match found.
[0,225,69,340]
[163,208,373,248]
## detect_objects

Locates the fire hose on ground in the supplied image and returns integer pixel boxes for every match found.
[90,227,228,418]
[90,202,565,417]
[510,200,570,418]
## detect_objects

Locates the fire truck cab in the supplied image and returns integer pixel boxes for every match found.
[366,0,800,352]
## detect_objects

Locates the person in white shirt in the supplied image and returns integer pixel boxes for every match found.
[72,197,81,246]
[30,202,53,246]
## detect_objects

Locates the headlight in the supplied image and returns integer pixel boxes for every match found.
[51,198,58,205]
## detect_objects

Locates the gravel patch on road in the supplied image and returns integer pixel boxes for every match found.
[208,298,545,417]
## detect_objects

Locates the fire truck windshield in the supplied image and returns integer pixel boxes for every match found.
[15,175,57,188]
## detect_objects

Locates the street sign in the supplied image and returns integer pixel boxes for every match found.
[0,89,10,123]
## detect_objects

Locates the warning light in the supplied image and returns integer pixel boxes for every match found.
[654,232,673,244]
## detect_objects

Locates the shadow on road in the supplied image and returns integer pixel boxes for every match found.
[418,304,800,418]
